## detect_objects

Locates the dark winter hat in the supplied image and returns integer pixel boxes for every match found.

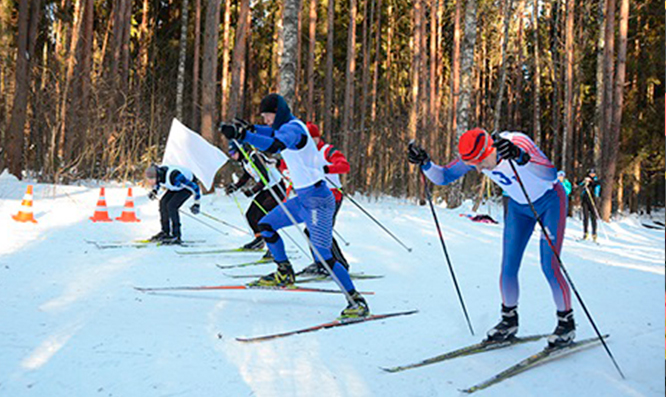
[306,122,321,138]
[260,93,280,114]
[458,128,494,164]
[588,168,597,176]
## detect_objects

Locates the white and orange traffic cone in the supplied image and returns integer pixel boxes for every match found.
[90,187,113,222]
[116,187,141,222]
[12,185,38,223]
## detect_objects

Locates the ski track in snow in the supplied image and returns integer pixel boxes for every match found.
[0,173,663,397]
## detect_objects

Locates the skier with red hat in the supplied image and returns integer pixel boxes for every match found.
[408,129,574,348]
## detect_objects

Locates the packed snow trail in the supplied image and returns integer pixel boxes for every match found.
[0,172,663,396]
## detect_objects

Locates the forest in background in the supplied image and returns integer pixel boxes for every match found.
[0,0,664,220]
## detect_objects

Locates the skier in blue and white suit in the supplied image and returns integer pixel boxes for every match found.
[408,128,574,348]
[219,93,369,318]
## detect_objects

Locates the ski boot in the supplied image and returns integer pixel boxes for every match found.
[242,236,265,251]
[248,261,295,287]
[160,235,182,245]
[298,262,330,277]
[582,233,589,241]
[261,250,274,261]
[547,309,576,348]
[150,231,170,242]
[592,234,598,243]
[485,305,518,342]
[339,291,370,319]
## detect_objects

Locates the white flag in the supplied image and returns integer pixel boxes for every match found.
[162,118,228,191]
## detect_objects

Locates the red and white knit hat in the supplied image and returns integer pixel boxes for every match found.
[458,128,494,164]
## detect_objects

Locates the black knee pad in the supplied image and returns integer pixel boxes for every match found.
[258,223,279,243]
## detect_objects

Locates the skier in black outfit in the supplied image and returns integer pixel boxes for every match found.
[145,164,201,245]
[578,168,600,242]
[225,141,286,253]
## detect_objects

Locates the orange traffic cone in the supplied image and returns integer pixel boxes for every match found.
[12,185,38,223]
[116,187,141,222]
[90,187,113,222]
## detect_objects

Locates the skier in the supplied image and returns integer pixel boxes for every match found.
[219,93,369,318]
[145,164,201,245]
[225,141,286,254]
[578,169,600,242]
[408,128,574,348]
[299,122,351,276]
[558,171,572,196]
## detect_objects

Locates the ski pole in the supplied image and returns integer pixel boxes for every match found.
[324,177,412,253]
[201,211,252,235]
[179,210,229,236]
[584,186,610,242]
[234,139,357,306]
[505,158,625,379]
[421,172,475,336]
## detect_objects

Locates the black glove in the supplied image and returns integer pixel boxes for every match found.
[493,137,530,165]
[190,202,200,215]
[242,187,254,197]
[407,141,430,166]
[323,165,330,174]
[233,118,255,134]
[148,189,158,201]
[225,183,238,195]
[219,122,245,141]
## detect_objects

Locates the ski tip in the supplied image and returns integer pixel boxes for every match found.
[380,366,401,373]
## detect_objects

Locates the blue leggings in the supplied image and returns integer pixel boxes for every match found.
[501,183,571,312]
[258,182,356,292]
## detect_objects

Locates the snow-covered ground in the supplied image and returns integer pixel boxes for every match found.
[0,171,664,397]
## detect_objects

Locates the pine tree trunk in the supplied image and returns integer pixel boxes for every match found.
[220,0,231,119]
[341,0,357,154]
[229,0,250,119]
[550,0,561,163]
[370,0,382,123]
[272,1,284,91]
[450,0,477,207]
[60,0,85,163]
[429,0,438,131]
[176,0,189,121]
[456,0,477,138]
[360,0,372,136]
[492,0,513,132]
[593,0,606,169]
[599,0,615,216]
[279,0,300,106]
[447,0,462,161]
[306,0,317,121]
[201,0,221,142]
[6,0,31,178]
[629,159,640,213]
[138,0,150,78]
[295,1,303,111]
[324,0,335,133]
[192,0,201,128]
[532,0,541,145]
[562,0,575,176]
[384,0,393,112]
[408,0,421,142]
[512,0,525,127]
[600,0,628,221]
